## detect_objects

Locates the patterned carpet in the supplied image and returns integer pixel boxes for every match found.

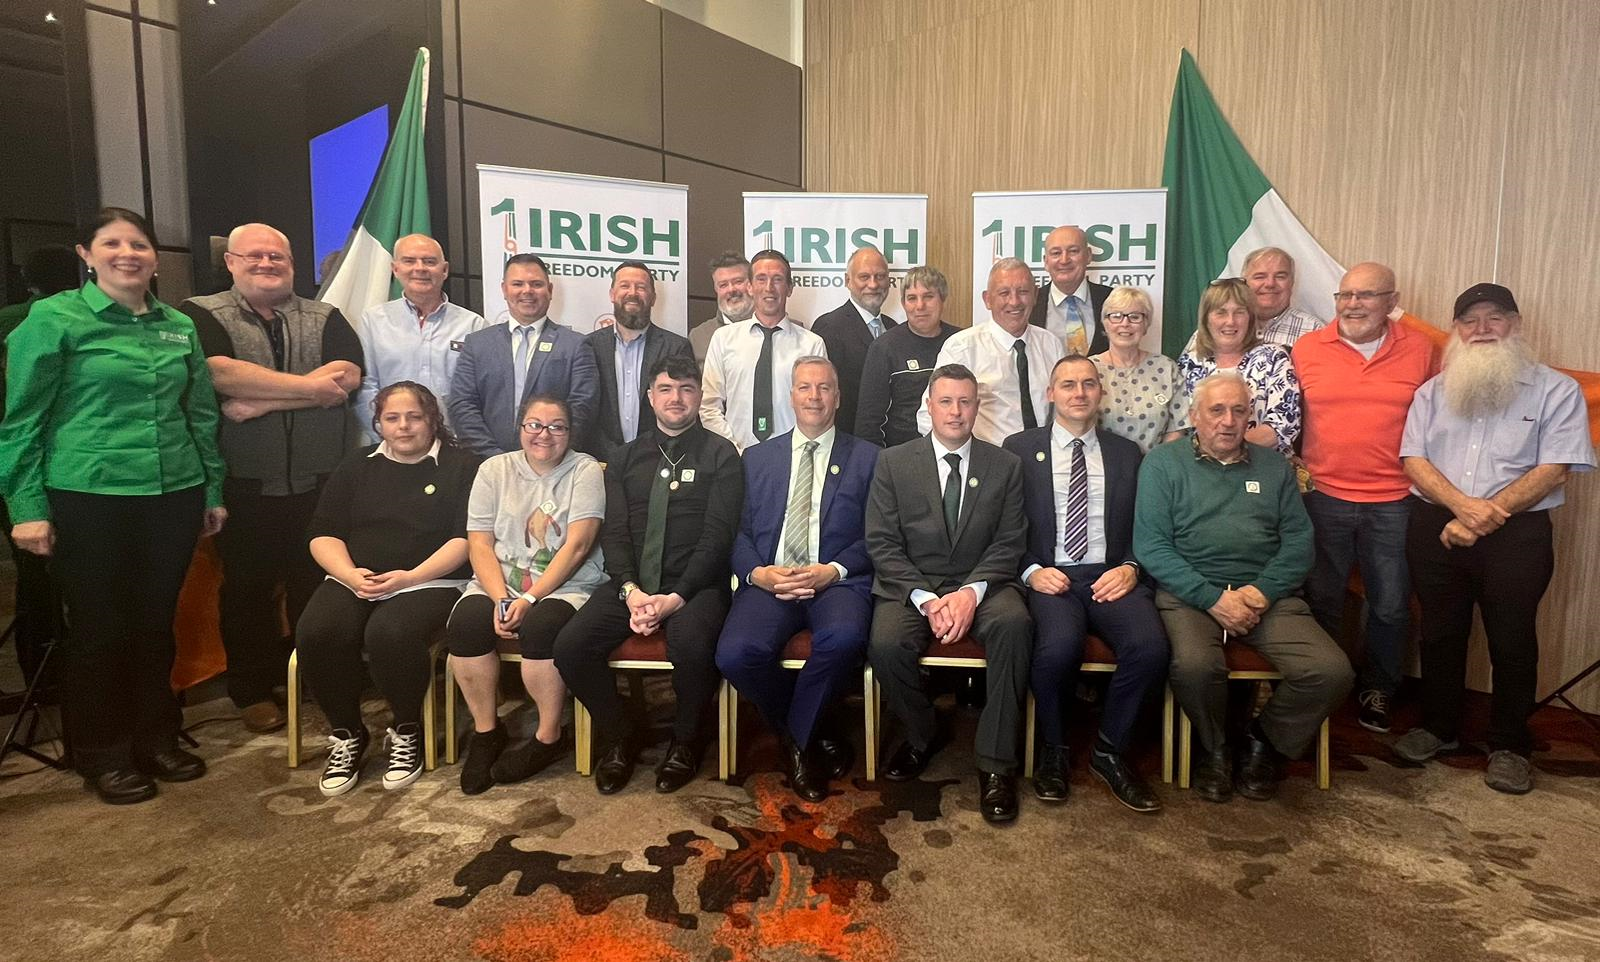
[4,687,1600,962]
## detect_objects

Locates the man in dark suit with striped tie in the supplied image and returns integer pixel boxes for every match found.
[1002,355,1168,813]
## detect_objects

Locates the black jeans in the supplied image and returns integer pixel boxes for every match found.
[48,486,204,776]
[1406,501,1553,755]
[217,480,322,707]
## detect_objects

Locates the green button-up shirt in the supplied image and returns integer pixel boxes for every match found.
[0,282,225,522]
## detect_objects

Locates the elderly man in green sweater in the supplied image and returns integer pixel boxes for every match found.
[1134,372,1352,802]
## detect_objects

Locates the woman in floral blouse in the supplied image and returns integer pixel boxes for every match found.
[1177,277,1301,453]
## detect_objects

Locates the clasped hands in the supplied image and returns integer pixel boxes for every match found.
[1209,584,1269,635]
[626,589,685,635]
[751,563,840,601]
[1440,496,1510,549]
[921,585,979,646]
[1025,563,1137,603]
[345,567,420,601]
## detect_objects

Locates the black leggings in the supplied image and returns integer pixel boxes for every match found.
[294,581,460,731]
[445,594,577,660]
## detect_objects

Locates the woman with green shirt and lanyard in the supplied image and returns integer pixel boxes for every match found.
[0,208,228,806]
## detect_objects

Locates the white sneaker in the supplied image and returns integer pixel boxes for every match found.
[382,723,424,791]
[319,728,368,797]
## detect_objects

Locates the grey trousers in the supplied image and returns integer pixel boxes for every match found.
[868,586,1033,774]
[1157,591,1353,758]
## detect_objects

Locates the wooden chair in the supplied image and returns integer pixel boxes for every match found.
[286,638,444,772]
[442,633,597,774]
[1020,634,1176,785]
[1175,643,1332,790]
[570,632,730,779]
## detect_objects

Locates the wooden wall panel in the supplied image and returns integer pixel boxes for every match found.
[807,0,1600,711]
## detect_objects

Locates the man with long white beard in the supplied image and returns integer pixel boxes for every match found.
[1394,283,1595,794]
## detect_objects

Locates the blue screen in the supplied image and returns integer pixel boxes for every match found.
[309,105,389,282]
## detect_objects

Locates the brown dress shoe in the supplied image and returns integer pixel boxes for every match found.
[241,700,286,733]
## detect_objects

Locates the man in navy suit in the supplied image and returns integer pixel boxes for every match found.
[811,246,899,436]
[1027,226,1112,356]
[716,356,879,800]
[1003,355,1168,813]
[448,254,598,456]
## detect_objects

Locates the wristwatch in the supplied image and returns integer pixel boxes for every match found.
[619,581,641,601]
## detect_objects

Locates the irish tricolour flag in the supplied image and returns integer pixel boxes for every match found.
[317,47,431,322]
[1160,49,1344,356]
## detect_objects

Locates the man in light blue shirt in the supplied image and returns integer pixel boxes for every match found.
[355,234,487,439]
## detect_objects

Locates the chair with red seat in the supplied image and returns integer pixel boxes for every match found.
[1175,643,1332,790]
[569,631,729,778]
[1020,634,1175,785]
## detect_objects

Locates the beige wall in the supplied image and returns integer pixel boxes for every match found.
[806,0,1600,711]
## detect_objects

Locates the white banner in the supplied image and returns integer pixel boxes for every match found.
[477,165,689,335]
[971,189,1167,351]
[743,192,928,325]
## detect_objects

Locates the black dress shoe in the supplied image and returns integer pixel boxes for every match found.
[85,769,158,805]
[1192,747,1233,803]
[654,740,701,793]
[136,747,206,783]
[460,725,507,796]
[492,731,571,785]
[1032,743,1070,802]
[813,736,855,780]
[785,740,827,802]
[1089,750,1161,812]
[883,741,938,782]
[1235,730,1283,801]
[594,739,637,795]
[978,771,1018,824]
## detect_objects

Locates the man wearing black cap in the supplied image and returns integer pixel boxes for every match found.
[1394,283,1595,795]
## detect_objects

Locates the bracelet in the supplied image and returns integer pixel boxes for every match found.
[518,591,539,605]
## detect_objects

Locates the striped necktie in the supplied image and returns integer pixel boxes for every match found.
[1063,438,1088,561]
[780,440,818,566]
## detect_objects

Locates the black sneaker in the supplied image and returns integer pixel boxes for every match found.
[319,728,370,797]
[1357,689,1392,734]
[491,731,571,784]
[460,724,507,796]
[382,723,425,791]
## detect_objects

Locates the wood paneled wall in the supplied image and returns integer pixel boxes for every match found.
[805,0,1600,712]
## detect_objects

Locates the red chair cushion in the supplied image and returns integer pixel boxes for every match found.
[782,630,813,661]
[922,635,985,660]
[609,632,669,663]
[1082,634,1116,665]
[1224,643,1279,675]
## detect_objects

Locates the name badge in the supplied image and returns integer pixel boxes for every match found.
[1245,481,1261,494]
[680,469,696,483]
[538,340,554,352]
[158,330,190,345]
[907,359,920,371]
[450,340,465,352]
[540,499,557,515]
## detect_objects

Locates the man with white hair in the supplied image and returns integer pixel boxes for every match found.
[1394,283,1595,795]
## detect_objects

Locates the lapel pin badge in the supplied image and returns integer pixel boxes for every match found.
[424,483,436,495]
[538,340,553,352]
[830,464,840,475]
[1035,451,1046,462]
[968,477,979,488]
[907,359,920,370]
[1245,481,1261,494]
[682,469,696,482]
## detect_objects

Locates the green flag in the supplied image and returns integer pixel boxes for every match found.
[317,47,431,321]
[1161,49,1343,356]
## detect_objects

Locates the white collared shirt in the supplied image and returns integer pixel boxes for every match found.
[367,438,443,464]
[1048,279,1096,352]
[778,426,850,580]
[851,298,885,339]
[916,320,1066,445]
[355,295,488,441]
[700,317,828,451]
[909,433,987,614]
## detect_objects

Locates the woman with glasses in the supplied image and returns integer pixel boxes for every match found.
[0,207,226,805]
[1089,286,1189,453]
[446,394,608,794]
[1177,277,1301,453]
[296,381,480,796]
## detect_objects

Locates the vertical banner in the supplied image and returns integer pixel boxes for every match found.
[971,189,1167,351]
[743,193,928,325]
[477,165,689,335]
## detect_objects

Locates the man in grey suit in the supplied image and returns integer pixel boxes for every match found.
[584,261,694,464]
[688,251,755,362]
[866,363,1031,824]
[448,253,598,456]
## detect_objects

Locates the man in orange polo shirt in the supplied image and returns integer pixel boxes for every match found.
[1292,262,1439,733]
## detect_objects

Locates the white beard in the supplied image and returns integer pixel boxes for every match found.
[1441,334,1535,417]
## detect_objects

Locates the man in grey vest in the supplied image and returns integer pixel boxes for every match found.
[181,223,364,734]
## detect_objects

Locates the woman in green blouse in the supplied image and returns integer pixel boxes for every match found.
[0,207,227,806]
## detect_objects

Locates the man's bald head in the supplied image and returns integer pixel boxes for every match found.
[1043,225,1091,294]
[392,234,448,308]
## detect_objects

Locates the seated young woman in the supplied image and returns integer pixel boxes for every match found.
[446,394,608,795]
[296,381,480,796]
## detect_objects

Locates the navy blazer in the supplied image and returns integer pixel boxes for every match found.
[447,319,598,457]
[1027,280,1112,357]
[731,428,880,598]
[811,299,899,438]
[582,323,693,464]
[1002,425,1143,573]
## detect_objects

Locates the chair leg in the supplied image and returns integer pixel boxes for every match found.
[719,680,734,781]
[1161,685,1174,785]
[1023,691,1036,779]
[443,656,458,765]
[423,647,439,772]
[863,665,877,782]
[574,699,592,776]
[1317,717,1331,790]
[1178,707,1192,790]
[286,649,301,769]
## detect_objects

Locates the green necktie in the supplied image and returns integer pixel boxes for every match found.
[638,438,677,593]
[942,452,962,537]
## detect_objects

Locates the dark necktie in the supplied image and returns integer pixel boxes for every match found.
[753,324,779,441]
[942,452,962,537]
[1063,438,1089,561]
[639,438,677,593]
[1013,340,1037,430]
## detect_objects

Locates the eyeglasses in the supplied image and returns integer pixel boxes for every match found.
[227,250,290,265]
[520,420,570,436]
[1105,311,1149,323]
[1332,289,1394,303]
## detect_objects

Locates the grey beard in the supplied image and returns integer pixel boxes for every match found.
[720,300,754,322]
[1441,335,1535,417]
